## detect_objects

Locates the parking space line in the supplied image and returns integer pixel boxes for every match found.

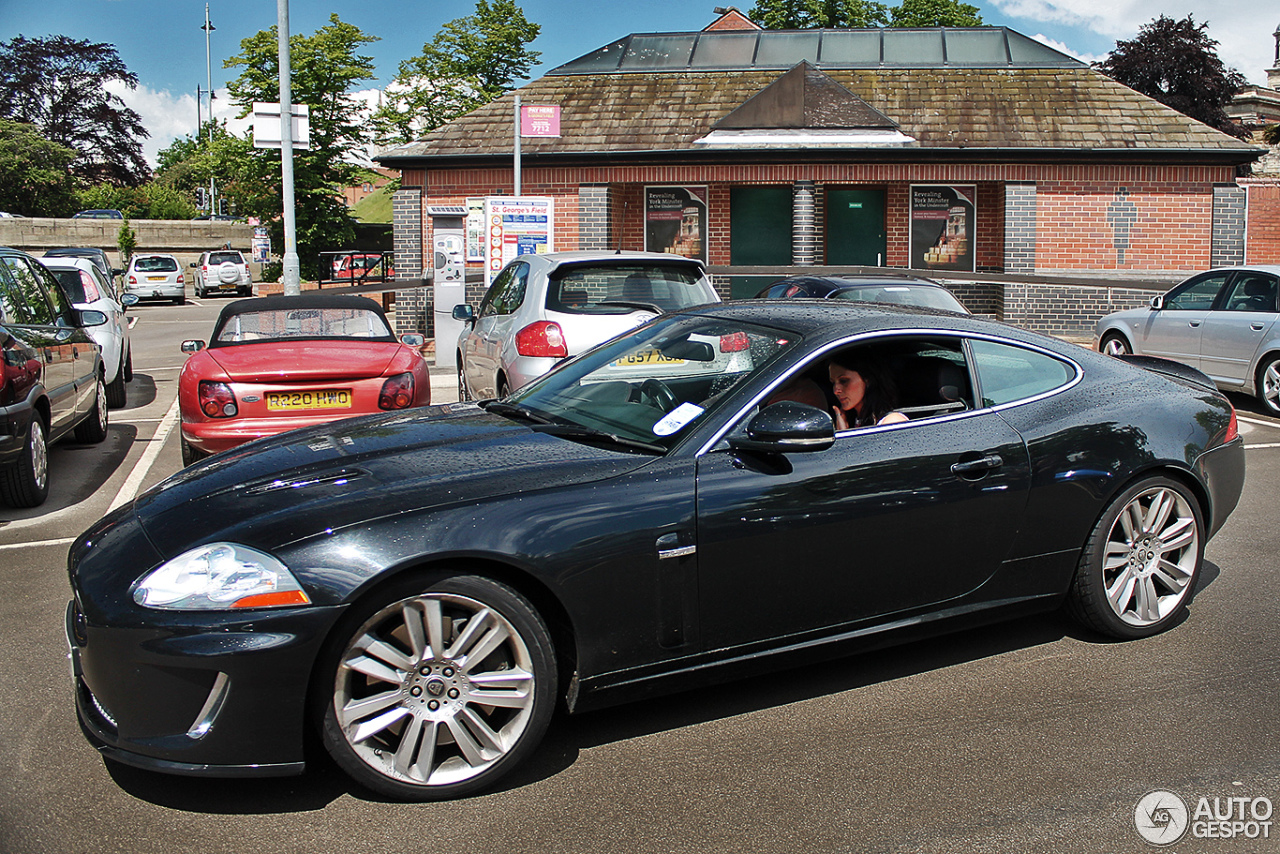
[107,395,181,514]
[0,537,75,551]
[1245,442,1280,449]
[1238,414,1280,428]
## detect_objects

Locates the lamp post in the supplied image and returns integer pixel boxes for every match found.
[201,4,217,217]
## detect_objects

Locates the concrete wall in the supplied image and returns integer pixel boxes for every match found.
[0,217,255,272]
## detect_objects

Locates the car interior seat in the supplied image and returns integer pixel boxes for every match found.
[894,356,971,418]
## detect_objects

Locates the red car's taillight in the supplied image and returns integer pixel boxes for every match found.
[720,332,750,352]
[198,381,238,418]
[515,321,568,358]
[378,372,415,410]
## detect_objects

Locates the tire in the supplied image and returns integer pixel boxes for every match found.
[1066,476,1204,639]
[497,377,511,399]
[319,573,557,801]
[123,347,133,383]
[106,361,127,408]
[456,355,471,402]
[1099,332,1131,357]
[180,437,207,467]
[0,416,49,508]
[74,376,109,444]
[1256,354,1280,416]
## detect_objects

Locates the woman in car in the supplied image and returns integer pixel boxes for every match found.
[827,351,909,429]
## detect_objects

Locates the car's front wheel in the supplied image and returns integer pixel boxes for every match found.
[0,416,49,508]
[1256,354,1280,415]
[319,573,556,801]
[1099,332,1131,357]
[456,355,471,402]
[1066,476,1203,639]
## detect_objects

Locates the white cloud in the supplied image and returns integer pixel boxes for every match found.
[107,81,252,169]
[1028,34,1106,65]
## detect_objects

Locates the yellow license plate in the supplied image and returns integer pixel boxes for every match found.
[266,389,352,411]
[612,349,685,367]
[147,275,167,281]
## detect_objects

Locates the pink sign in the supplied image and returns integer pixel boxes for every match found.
[520,105,561,138]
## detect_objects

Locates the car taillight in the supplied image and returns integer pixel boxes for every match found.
[177,272,185,283]
[198,381,238,418]
[128,274,137,285]
[1224,406,1239,443]
[515,321,568,358]
[378,373,415,410]
[720,332,750,352]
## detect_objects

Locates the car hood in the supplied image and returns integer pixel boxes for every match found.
[133,403,653,557]
[206,340,402,382]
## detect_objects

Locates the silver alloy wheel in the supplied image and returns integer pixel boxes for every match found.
[94,377,107,433]
[1261,358,1280,413]
[1101,334,1130,357]
[333,592,537,788]
[29,419,47,492]
[1102,485,1199,626]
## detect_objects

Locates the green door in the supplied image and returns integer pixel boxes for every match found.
[730,186,793,298]
[827,188,886,267]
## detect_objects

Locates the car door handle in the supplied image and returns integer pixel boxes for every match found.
[951,454,1003,475]
[1253,323,1266,331]
[1188,321,1202,328]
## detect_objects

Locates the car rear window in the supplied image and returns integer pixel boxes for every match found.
[209,252,245,265]
[830,285,967,312]
[134,256,179,273]
[49,268,101,304]
[213,307,393,344]
[545,263,715,314]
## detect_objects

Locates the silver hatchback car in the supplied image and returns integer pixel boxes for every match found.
[453,251,720,399]
[1095,264,1280,413]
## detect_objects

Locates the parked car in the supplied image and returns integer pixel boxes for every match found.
[192,249,252,298]
[453,251,720,400]
[72,209,124,220]
[41,256,138,408]
[756,274,969,313]
[124,253,185,304]
[1094,265,1280,414]
[44,247,122,285]
[0,247,109,507]
[331,252,393,281]
[176,293,430,465]
[67,301,1244,800]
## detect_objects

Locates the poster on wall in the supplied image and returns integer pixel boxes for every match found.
[483,197,554,286]
[644,186,708,264]
[465,198,486,261]
[910,185,976,272]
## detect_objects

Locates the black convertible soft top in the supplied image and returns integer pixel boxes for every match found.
[210,293,394,347]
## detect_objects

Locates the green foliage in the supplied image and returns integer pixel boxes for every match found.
[372,0,541,145]
[888,0,982,26]
[748,0,889,28]
[116,220,137,262]
[352,184,394,223]
[224,14,379,279]
[76,184,135,215]
[0,119,78,216]
[0,35,150,186]
[1264,125,1280,146]
[1094,15,1248,139]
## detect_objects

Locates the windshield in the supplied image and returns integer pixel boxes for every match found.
[506,314,798,450]
[545,263,715,315]
[212,307,394,345]
[830,284,967,313]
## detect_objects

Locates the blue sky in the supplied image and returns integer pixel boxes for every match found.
[2,0,1274,165]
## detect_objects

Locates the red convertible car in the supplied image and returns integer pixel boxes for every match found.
[179,294,430,465]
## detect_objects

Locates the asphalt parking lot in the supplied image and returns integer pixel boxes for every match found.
[2,296,1278,854]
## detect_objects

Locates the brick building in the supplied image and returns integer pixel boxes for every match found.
[377,13,1269,341]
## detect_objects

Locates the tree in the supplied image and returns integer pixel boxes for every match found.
[889,0,982,27]
[747,0,888,29]
[0,35,150,185]
[0,120,78,216]
[1094,15,1249,139]
[372,0,541,145]
[1264,125,1280,146]
[224,14,379,279]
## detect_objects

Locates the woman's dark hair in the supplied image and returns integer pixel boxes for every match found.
[828,350,900,426]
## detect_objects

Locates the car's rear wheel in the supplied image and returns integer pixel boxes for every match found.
[106,361,127,408]
[319,573,556,801]
[180,437,207,467]
[1256,354,1280,415]
[74,376,109,443]
[456,355,471,402]
[1100,333,1131,357]
[497,377,511,399]
[123,347,133,383]
[1066,476,1203,639]
[0,416,49,508]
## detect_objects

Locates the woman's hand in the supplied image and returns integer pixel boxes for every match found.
[832,407,850,431]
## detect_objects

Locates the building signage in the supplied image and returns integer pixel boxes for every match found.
[520,105,561,137]
[644,186,708,264]
[484,197,554,285]
[251,227,271,264]
[466,198,486,261]
[910,185,976,272]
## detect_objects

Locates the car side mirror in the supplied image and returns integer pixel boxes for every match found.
[120,293,139,308]
[112,268,124,277]
[190,262,199,268]
[728,402,835,454]
[399,333,425,348]
[181,340,206,353]
[1149,295,1164,310]
[452,304,475,322]
[76,309,109,328]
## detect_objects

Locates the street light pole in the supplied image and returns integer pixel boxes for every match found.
[201,4,217,217]
[278,0,300,294]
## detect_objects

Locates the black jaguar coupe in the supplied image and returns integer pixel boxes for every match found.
[66,301,1245,800]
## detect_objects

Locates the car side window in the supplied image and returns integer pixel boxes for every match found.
[477,267,513,319]
[1221,273,1278,313]
[969,339,1076,407]
[478,262,529,318]
[0,257,56,324]
[1164,273,1229,310]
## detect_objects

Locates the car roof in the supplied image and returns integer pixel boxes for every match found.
[132,253,178,260]
[44,247,109,258]
[40,256,99,272]
[519,250,708,272]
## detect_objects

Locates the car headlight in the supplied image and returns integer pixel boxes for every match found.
[132,543,311,610]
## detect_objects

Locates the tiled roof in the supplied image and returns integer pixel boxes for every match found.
[379,65,1262,164]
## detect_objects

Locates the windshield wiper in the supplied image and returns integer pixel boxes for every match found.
[481,400,553,424]
[530,423,666,454]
